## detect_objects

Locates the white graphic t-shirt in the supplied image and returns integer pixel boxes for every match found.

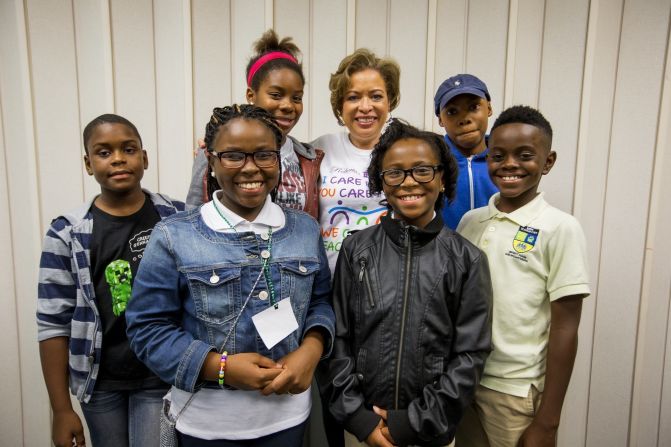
[276,138,306,211]
[311,132,387,272]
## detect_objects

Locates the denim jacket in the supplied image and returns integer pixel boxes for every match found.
[126,207,335,393]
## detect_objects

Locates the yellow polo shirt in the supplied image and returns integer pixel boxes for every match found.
[457,193,590,397]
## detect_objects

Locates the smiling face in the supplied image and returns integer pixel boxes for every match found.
[246,68,304,138]
[381,138,444,228]
[438,94,492,156]
[84,122,147,197]
[208,118,280,221]
[340,69,390,149]
[487,122,556,213]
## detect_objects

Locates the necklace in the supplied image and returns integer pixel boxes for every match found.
[212,197,278,308]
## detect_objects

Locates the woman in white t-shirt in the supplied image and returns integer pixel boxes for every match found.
[312,49,401,447]
[312,49,401,272]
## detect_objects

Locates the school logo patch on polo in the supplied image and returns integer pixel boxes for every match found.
[513,226,539,253]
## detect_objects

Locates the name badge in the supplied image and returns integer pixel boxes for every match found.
[252,297,299,349]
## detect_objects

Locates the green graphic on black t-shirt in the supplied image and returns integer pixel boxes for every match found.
[105,259,133,316]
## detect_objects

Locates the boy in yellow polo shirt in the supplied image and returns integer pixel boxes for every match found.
[456,105,590,447]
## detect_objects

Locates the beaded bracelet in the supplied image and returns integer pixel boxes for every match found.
[218,351,228,388]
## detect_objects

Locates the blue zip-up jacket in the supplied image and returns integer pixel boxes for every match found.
[442,136,498,230]
[36,190,184,403]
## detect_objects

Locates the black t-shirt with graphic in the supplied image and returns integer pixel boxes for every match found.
[90,194,166,391]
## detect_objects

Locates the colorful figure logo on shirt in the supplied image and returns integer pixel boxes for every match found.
[105,259,132,316]
[327,201,387,225]
[513,226,539,253]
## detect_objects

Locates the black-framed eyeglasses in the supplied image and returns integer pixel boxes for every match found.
[380,165,443,186]
[210,150,280,168]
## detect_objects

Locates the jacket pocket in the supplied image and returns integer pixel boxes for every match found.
[184,267,241,325]
[357,258,376,309]
[279,260,320,322]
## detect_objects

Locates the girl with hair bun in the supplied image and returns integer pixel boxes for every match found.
[187,30,324,220]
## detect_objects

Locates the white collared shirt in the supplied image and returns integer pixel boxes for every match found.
[457,192,590,397]
[200,191,285,234]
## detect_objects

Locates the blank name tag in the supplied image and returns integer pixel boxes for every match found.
[252,297,299,349]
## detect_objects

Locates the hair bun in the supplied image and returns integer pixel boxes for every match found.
[253,29,301,61]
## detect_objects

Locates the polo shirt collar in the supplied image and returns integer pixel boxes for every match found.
[205,192,284,230]
[482,192,548,226]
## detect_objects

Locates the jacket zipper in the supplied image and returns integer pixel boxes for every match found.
[72,234,99,400]
[394,225,412,409]
[358,259,375,308]
[467,156,475,209]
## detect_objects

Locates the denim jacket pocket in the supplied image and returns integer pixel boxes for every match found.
[279,260,320,323]
[184,267,241,325]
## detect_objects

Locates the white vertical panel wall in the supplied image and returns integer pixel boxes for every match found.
[2,1,670,445]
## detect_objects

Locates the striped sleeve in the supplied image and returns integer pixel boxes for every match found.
[36,219,76,341]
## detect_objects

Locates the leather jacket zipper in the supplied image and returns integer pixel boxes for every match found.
[358,258,375,308]
[394,225,412,409]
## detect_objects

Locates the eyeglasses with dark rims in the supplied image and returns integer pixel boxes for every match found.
[209,150,281,169]
[379,165,443,186]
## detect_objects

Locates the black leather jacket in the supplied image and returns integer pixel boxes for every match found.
[321,214,492,446]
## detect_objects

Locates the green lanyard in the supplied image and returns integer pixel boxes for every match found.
[212,198,278,308]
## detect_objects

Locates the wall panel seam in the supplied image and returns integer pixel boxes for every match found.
[189,0,196,146]
[23,0,43,230]
[151,0,160,187]
[308,0,314,139]
[19,0,39,440]
[659,287,671,444]
[266,0,273,30]
[584,0,626,442]
[503,0,517,108]
[463,0,469,69]
[107,0,116,112]
[0,45,24,447]
[70,0,86,202]
[537,0,547,108]
[229,1,234,104]
[183,0,194,151]
[386,0,391,56]
[630,7,671,445]
[347,0,355,54]
[424,0,437,131]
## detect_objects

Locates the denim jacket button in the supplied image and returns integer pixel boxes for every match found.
[259,290,269,300]
[260,232,269,241]
[299,265,307,273]
[261,250,271,259]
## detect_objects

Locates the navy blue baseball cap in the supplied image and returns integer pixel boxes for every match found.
[434,74,491,116]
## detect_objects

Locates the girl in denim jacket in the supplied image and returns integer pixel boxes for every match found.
[126,105,335,446]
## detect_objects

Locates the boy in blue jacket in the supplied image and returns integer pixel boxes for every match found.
[434,74,498,229]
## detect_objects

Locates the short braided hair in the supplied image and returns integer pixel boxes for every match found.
[368,118,457,211]
[204,104,283,201]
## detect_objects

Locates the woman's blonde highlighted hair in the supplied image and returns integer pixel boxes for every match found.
[328,49,401,125]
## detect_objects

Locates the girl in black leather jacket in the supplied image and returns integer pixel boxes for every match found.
[321,119,493,447]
